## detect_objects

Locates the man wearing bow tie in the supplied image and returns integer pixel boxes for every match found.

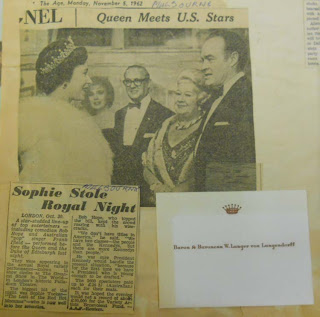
[111,65,174,206]
[194,30,256,192]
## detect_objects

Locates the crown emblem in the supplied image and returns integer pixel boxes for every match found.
[223,204,241,214]
[39,36,76,75]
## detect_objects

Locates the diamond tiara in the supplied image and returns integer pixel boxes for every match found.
[38,36,76,75]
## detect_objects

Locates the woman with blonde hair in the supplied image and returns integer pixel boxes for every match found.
[85,76,115,129]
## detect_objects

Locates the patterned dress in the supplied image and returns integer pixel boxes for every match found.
[144,115,203,192]
[162,126,200,186]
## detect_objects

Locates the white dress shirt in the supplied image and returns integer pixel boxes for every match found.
[123,94,151,146]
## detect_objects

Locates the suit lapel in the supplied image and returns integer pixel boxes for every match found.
[195,77,247,155]
[204,76,246,129]
[116,107,128,145]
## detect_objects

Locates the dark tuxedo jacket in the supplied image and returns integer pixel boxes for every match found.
[194,76,256,192]
[105,98,174,206]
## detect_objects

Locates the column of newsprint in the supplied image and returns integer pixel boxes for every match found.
[1,183,139,313]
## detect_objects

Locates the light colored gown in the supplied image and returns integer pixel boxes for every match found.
[19,96,113,184]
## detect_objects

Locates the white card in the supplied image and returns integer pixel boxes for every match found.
[157,191,313,308]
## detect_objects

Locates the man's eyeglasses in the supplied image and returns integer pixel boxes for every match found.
[123,78,149,87]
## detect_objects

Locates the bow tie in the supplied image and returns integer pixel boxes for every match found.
[211,85,224,100]
[128,102,141,109]
[201,86,224,112]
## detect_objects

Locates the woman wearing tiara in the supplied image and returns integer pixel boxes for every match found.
[143,69,209,203]
[19,37,113,184]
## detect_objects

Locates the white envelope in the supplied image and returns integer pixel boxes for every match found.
[157,191,314,308]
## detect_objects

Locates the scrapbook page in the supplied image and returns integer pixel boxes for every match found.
[0,0,319,316]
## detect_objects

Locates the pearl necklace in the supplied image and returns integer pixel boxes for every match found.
[175,113,204,130]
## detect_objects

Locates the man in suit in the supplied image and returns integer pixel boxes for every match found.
[111,65,174,206]
[194,30,256,192]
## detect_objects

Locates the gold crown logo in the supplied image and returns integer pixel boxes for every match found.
[39,36,76,75]
[223,204,241,214]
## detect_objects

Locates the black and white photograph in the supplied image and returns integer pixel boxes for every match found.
[19,27,256,206]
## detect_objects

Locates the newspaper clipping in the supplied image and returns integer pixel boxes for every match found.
[17,6,256,207]
[2,183,139,313]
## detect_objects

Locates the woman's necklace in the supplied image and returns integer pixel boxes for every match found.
[175,112,204,130]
